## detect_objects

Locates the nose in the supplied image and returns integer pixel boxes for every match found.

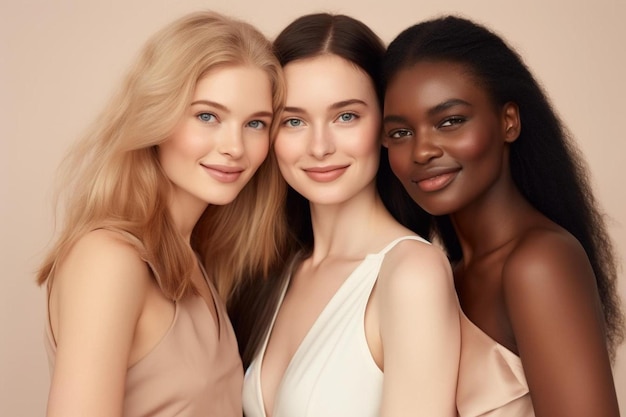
[217,124,244,159]
[308,124,335,160]
[412,132,443,165]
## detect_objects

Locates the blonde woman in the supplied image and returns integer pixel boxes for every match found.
[37,11,287,417]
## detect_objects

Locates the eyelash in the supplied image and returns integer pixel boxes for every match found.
[197,112,217,123]
[387,129,413,140]
[336,112,359,123]
[283,118,304,128]
[438,116,466,128]
[247,120,267,130]
[281,111,360,128]
[196,112,267,130]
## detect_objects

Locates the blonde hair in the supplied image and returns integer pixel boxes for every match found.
[37,11,289,301]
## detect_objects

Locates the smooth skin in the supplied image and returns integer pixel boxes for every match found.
[46,65,274,417]
[383,61,618,417]
[260,55,460,417]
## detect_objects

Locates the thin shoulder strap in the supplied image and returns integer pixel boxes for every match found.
[378,235,430,255]
[95,226,164,289]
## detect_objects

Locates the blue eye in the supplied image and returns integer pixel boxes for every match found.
[284,118,303,127]
[247,120,266,130]
[337,112,357,123]
[197,113,216,123]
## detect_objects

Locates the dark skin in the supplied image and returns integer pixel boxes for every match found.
[383,61,619,416]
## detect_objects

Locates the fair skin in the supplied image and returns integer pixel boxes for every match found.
[383,61,618,416]
[259,54,460,417]
[46,64,273,417]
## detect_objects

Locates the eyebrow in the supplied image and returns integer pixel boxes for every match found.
[284,98,369,115]
[382,114,409,124]
[428,99,471,117]
[191,100,229,112]
[249,111,274,119]
[191,100,272,119]
[383,99,472,124]
[329,99,368,110]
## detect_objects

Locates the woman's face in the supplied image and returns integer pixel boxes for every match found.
[159,65,273,212]
[383,61,518,216]
[274,54,381,205]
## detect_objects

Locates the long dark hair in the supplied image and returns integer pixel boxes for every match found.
[383,15,623,358]
[275,13,429,253]
[229,13,428,367]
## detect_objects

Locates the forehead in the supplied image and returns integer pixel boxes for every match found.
[193,64,273,107]
[282,54,377,106]
[385,61,492,109]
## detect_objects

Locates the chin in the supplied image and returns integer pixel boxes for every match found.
[409,197,456,217]
[204,191,242,206]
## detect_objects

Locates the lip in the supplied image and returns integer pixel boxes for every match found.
[303,164,349,182]
[201,163,244,183]
[411,167,460,192]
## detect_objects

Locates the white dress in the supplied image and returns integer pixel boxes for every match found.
[242,236,430,417]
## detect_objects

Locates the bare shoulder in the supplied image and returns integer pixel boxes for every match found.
[499,224,618,415]
[379,237,453,288]
[55,229,151,290]
[500,226,603,350]
[376,237,455,308]
[47,230,156,415]
[502,227,596,299]
[50,229,153,337]
[375,236,460,415]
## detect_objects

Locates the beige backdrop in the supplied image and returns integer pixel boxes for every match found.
[2,0,625,414]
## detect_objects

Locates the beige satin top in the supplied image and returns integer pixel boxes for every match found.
[44,257,243,417]
[457,313,534,416]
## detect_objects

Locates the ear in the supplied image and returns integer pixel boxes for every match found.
[502,102,520,143]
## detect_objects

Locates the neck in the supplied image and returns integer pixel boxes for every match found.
[450,174,533,264]
[307,182,391,264]
[168,193,208,243]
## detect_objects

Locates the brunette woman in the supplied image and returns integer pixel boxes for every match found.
[239,13,460,417]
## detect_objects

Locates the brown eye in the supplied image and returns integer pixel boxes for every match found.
[387,129,413,140]
[439,116,466,128]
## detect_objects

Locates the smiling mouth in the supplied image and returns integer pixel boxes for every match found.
[303,165,349,182]
[201,164,244,183]
[413,170,459,192]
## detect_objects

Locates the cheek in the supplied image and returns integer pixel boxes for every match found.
[272,135,296,181]
[158,138,193,169]
[273,133,299,166]
[162,123,208,162]
[348,121,382,167]
[386,146,413,181]
[247,136,270,169]
[456,135,493,161]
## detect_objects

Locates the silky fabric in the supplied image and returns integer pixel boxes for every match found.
[242,236,429,417]
[44,232,243,417]
[456,312,534,417]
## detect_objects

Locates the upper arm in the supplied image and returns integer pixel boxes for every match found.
[47,230,151,417]
[378,241,460,417]
[503,232,619,417]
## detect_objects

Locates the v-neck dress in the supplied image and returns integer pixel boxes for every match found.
[456,312,534,416]
[44,230,244,417]
[242,236,429,417]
